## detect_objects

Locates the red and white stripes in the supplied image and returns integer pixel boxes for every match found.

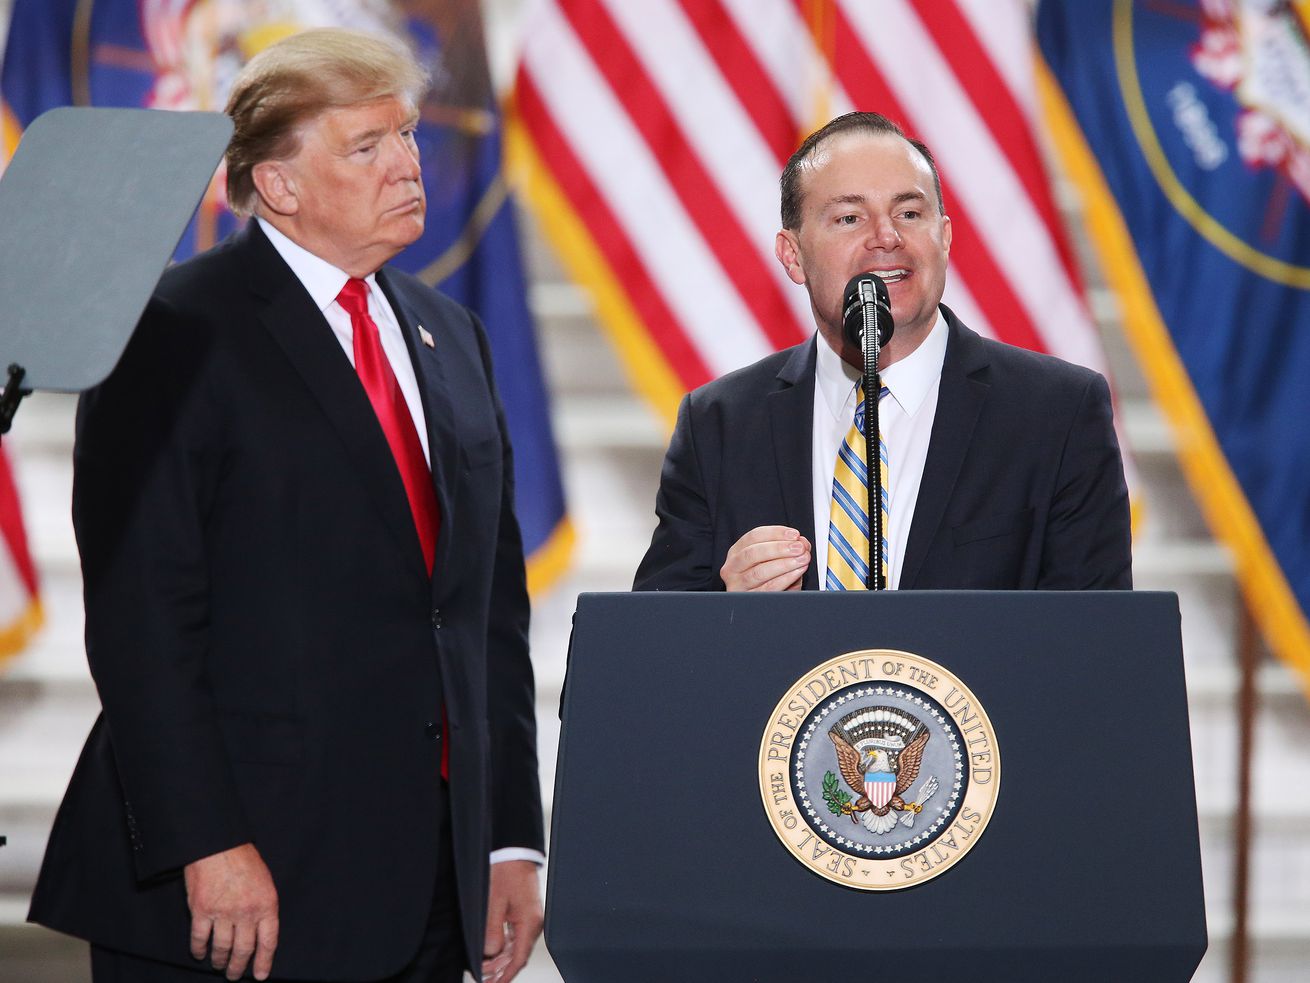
[514,0,1109,403]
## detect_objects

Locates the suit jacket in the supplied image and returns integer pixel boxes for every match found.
[29,222,543,979]
[634,306,1132,591]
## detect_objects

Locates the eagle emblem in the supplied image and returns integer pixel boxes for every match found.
[1190,0,1310,204]
[825,707,940,835]
[760,650,998,890]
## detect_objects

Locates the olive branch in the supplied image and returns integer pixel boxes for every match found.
[822,771,851,816]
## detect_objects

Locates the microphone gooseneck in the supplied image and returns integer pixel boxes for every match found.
[840,273,895,590]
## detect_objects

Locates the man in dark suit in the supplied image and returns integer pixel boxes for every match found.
[29,29,543,983]
[635,112,1130,593]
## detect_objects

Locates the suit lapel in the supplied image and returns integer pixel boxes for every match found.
[241,223,430,580]
[375,269,461,578]
[900,307,988,589]
[769,339,820,590]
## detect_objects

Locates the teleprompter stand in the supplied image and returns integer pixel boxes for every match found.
[546,591,1207,982]
[0,107,231,437]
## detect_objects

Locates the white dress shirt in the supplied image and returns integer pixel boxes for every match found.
[258,218,542,867]
[811,312,948,589]
[257,218,430,464]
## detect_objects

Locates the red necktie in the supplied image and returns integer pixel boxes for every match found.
[337,278,440,572]
[337,278,448,778]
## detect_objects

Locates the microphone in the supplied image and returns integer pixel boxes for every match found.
[840,272,894,590]
[842,273,895,350]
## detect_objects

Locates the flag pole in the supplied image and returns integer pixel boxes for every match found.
[1231,600,1258,983]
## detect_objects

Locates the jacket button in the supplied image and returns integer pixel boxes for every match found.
[424,721,440,740]
[431,609,444,629]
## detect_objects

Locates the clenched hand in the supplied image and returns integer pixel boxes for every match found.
[720,526,811,591]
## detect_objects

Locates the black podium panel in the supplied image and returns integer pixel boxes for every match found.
[546,591,1206,982]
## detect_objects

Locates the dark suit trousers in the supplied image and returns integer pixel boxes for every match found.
[90,800,464,983]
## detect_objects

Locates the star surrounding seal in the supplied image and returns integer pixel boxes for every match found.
[759,650,999,890]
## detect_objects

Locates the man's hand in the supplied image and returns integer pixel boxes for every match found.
[184,842,279,982]
[720,526,811,591]
[482,860,543,983]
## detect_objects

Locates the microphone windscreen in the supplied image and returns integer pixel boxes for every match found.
[841,273,895,348]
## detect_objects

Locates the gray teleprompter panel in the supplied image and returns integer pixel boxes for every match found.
[0,107,231,392]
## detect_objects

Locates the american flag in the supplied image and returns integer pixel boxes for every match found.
[510,0,1113,422]
[0,444,41,669]
[0,73,42,669]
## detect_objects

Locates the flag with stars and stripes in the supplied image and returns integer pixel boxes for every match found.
[1,0,571,593]
[509,0,1117,427]
[0,443,42,671]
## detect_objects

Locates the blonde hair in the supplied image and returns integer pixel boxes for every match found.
[224,28,428,216]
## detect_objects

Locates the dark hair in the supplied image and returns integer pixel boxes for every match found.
[779,111,944,230]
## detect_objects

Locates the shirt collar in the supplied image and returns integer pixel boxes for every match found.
[813,308,947,419]
[887,311,948,417]
[814,328,862,425]
[256,216,378,311]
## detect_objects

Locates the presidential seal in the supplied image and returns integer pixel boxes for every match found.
[758,650,999,890]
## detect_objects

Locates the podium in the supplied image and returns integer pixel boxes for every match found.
[546,591,1207,982]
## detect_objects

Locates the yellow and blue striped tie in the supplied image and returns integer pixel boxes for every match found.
[826,384,889,591]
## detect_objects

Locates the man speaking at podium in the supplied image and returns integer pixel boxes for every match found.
[30,29,543,983]
[635,112,1131,594]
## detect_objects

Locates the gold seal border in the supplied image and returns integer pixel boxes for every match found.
[758,649,1000,892]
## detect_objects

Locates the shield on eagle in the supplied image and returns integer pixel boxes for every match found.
[864,772,896,809]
